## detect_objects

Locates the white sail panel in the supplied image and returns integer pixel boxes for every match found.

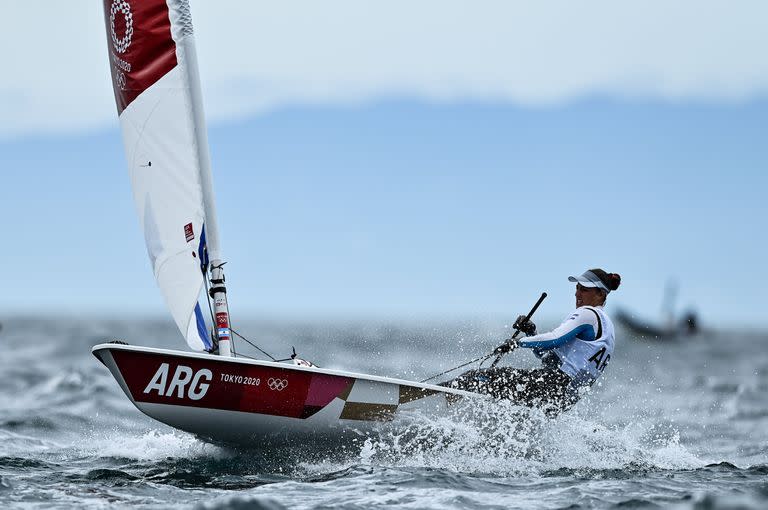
[102,0,213,350]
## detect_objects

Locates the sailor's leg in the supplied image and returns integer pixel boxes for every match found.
[442,368,499,393]
[442,367,579,413]
[442,367,523,398]
[503,368,579,415]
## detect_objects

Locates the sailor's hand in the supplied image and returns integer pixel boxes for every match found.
[514,315,537,336]
[493,339,518,355]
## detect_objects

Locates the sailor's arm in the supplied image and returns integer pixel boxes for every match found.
[518,309,599,351]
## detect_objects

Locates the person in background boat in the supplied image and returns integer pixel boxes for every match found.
[682,310,698,335]
[447,268,621,415]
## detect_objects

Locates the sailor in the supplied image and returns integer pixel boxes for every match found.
[448,268,621,415]
[681,310,699,335]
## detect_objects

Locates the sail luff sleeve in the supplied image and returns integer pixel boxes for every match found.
[101,0,214,351]
[167,0,224,263]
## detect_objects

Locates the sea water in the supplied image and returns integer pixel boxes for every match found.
[1,316,767,509]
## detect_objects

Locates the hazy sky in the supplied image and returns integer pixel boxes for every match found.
[1,1,766,327]
[2,1,767,139]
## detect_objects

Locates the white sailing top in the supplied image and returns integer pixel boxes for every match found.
[519,306,615,386]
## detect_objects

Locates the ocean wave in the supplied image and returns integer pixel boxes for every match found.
[195,496,288,510]
[78,429,222,462]
[2,318,767,508]
[81,468,139,483]
[665,490,768,510]
[0,429,63,455]
[343,398,703,476]
[0,456,57,470]
[1,417,59,432]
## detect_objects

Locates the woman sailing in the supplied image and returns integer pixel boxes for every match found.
[447,268,621,414]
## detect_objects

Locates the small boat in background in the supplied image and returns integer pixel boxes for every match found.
[614,307,699,341]
[615,280,700,341]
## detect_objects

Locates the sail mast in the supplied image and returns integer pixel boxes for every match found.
[179,35,222,262]
[172,10,233,357]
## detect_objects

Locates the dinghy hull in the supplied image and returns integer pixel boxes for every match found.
[92,343,475,446]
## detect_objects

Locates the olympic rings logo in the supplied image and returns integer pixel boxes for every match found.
[115,71,126,90]
[110,0,134,54]
[267,378,288,391]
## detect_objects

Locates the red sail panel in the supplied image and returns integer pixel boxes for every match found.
[102,0,177,114]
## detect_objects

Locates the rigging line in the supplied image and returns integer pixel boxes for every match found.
[233,351,292,363]
[233,352,258,360]
[229,304,237,357]
[419,354,493,383]
[230,328,278,361]
[200,260,274,362]
[202,261,279,362]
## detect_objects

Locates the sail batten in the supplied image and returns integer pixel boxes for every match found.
[102,0,219,351]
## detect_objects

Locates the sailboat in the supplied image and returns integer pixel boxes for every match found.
[615,281,700,341]
[92,0,475,445]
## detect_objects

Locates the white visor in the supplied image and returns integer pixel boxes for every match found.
[568,271,610,293]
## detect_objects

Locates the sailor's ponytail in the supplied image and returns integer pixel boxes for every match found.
[606,273,621,291]
[589,268,621,292]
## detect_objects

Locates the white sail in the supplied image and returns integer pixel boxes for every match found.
[102,0,220,351]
